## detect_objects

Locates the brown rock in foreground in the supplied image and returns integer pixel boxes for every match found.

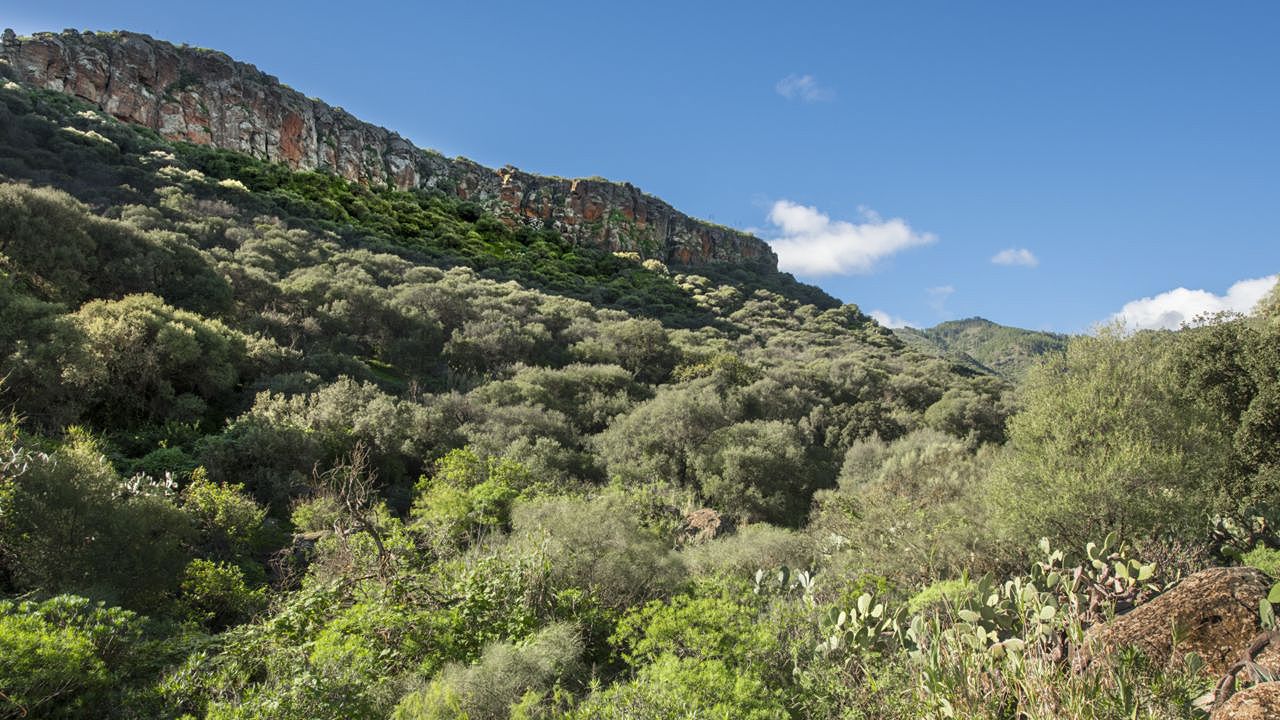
[1076,567,1272,675]
[0,29,777,270]
[1212,682,1280,720]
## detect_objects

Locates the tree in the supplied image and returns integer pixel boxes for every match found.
[987,329,1227,549]
[595,384,731,487]
[64,293,261,426]
[693,420,832,526]
[1,429,193,610]
[572,318,680,384]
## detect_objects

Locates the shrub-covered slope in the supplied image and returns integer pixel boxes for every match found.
[2,59,1280,720]
[896,317,1070,380]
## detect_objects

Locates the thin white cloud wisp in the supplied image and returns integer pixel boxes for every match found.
[775,74,834,102]
[991,248,1039,267]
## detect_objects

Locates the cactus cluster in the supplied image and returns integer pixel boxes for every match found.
[754,565,816,607]
[816,591,904,658]
[1213,511,1280,562]
[789,535,1167,716]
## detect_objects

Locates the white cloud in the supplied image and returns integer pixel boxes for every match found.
[1108,275,1278,331]
[766,200,936,275]
[927,285,955,315]
[991,248,1039,267]
[870,309,915,329]
[775,74,834,102]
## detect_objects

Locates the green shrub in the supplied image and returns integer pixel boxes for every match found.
[1242,546,1280,577]
[181,470,271,561]
[412,448,531,551]
[987,330,1227,551]
[178,559,267,630]
[681,523,812,579]
[0,595,148,719]
[611,593,777,672]
[810,429,996,587]
[393,622,583,720]
[511,493,684,611]
[567,654,788,720]
[2,430,194,610]
[906,578,978,616]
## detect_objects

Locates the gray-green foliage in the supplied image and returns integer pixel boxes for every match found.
[511,493,684,610]
[693,419,832,526]
[64,293,273,427]
[0,183,231,312]
[682,523,813,578]
[595,382,731,488]
[1,428,193,611]
[393,622,582,720]
[988,329,1227,549]
[812,429,997,585]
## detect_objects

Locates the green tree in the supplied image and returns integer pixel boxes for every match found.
[988,329,1226,549]
[64,293,264,426]
[693,419,832,526]
[2,429,193,610]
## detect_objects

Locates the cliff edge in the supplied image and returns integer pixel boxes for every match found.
[0,29,776,269]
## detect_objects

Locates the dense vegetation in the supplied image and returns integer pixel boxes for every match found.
[896,317,1070,380]
[1,75,1278,719]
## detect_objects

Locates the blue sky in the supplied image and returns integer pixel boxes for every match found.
[8,2,1279,332]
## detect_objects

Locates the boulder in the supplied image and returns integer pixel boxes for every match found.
[1212,682,1280,720]
[680,508,734,545]
[1076,566,1272,675]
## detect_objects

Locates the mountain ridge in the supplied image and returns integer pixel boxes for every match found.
[894,316,1069,380]
[0,28,776,269]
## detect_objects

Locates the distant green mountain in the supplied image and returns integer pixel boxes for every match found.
[895,317,1069,380]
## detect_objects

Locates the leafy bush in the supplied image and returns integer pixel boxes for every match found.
[987,330,1227,550]
[1,430,193,610]
[0,595,148,720]
[511,493,684,611]
[693,419,832,526]
[412,448,531,551]
[1242,545,1280,577]
[681,523,813,578]
[178,559,267,630]
[393,622,582,720]
[567,654,788,720]
[811,429,996,586]
[611,592,777,672]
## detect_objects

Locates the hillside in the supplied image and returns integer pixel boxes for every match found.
[1,29,775,269]
[2,28,1279,720]
[895,317,1069,380]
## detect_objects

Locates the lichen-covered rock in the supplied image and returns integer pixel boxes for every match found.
[1212,682,1280,720]
[0,29,777,270]
[680,508,734,545]
[1076,567,1272,675]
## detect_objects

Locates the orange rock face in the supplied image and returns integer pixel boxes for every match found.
[278,112,306,165]
[2,29,778,270]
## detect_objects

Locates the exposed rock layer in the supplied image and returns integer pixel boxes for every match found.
[0,29,776,269]
[1212,682,1280,720]
[1076,567,1273,676]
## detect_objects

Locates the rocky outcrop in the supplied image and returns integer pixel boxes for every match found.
[1212,682,1280,720]
[1076,567,1273,675]
[679,508,735,545]
[0,29,776,270]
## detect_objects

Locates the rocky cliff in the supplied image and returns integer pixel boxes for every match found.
[0,28,776,269]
